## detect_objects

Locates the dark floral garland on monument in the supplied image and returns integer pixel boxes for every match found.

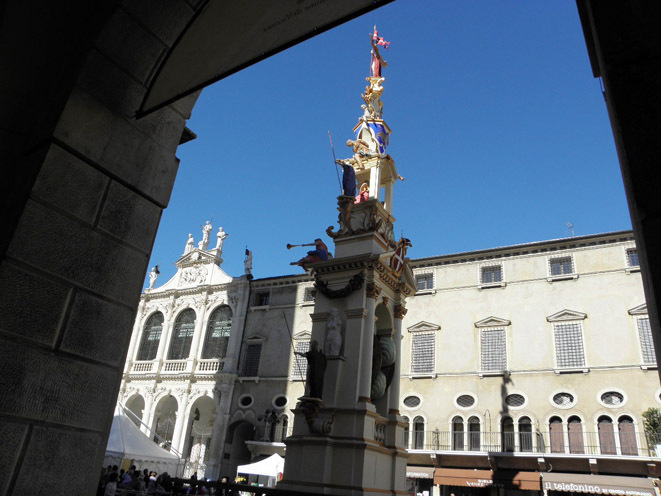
[315,273,364,299]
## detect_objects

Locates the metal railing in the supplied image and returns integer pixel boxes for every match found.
[407,430,658,457]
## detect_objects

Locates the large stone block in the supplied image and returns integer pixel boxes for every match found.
[0,262,70,346]
[0,339,117,430]
[98,181,162,253]
[95,7,167,85]
[11,425,101,496]
[54,87,181,207]
[123,0,195,46]
[0,420,29,495]
[7,200,148,307]
[32,144,109,224]
[60,289,136,367]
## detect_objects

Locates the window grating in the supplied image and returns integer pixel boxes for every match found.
[627,249,640,267]
[411,332,435,374]
[255,292,270,306]
[303,287,315,302]
[505,394,525,407]
[601,391,624,406]
[549,256,574,276]
[554,322,585,368]
[137,312,164,361]
[291,341,310,380]
[201,306,232,359]
[167,309,196,360]
[457,394,476,408]
[415,273,434,291]
[481,265,502,284]
[241,343,262,376]
[553,392,575,407]
[481,328,506,371]
[637,317,656,365]
[403,395,421,408]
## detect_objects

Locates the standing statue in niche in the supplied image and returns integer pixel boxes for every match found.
[215,227,228,253]
[148,265,160,289]
[198,221,212,250]
[295,340,327,399]
[324,308,342,356]
[184,234,195,254]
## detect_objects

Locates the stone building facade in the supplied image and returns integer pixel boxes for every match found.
[119,229,661,491]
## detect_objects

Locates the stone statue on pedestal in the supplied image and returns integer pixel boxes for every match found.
[325,308,342,356]
[148,265,160,289]
[215,227,228,253]
[184,234,194,254]
[198,221,212,250]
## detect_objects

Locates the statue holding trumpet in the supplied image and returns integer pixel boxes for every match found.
[288,238,331,267]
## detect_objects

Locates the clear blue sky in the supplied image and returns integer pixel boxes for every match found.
[145,1,630,288]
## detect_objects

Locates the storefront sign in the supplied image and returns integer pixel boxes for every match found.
[542,473,656,496]
[407,466,435,479]
[434,468,540,491]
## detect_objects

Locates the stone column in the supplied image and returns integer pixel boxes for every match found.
[171,392,191,454]
[156,315,173,362]
[124,307,144,371]
[140,392,155,436]
[369,164,382,200]
[389,303,406,413]
[224,286,249,372]
[359,283,379,401]
[188,304,207,361]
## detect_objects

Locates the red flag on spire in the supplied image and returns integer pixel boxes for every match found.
[372,26,390,49]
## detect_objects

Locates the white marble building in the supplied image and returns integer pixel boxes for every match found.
[119,228,660,490]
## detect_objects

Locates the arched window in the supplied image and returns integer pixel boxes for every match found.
[618,415,637,455]
[598,415,616,454]
[468,416,481,451]
[202,305,232,359]
[413,416,425,449]
[519,416,533,452]
[549,416,564,453]
[501,417,514,452]
[137,312,164,361]
[402,416,410,448]
[168,309,196,360]
[452,416,464,451]
[568,416,585,454]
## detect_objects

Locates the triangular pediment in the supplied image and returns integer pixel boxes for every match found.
[245,334,267,343]
[175,248,218,267]
[628,303,648,316]
[407,321,440,333]
[474,316,511,328]
[293,330,312,340]
[546,309,587,322]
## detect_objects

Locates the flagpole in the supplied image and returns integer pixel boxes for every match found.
[328,131,342,194]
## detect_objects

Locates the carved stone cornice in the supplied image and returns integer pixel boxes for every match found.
[366,282,381,299]
[315,273,364,299]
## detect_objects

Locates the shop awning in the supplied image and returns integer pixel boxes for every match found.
[434,468,541,491]
[407,466,435,479]
[541,472,656,496]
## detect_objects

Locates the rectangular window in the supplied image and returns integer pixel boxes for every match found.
[303,287,315,303]
[549,256,574,276]
[481,265,502,284]
[254,292,270,306]
[291,341,310,380]
[241,343,262,376]
[638,317,656,365]
[627,249,640,267]
[554,322,586,368]
[481,328,507,371]
[411,332,435,374]
[415,273,434,291]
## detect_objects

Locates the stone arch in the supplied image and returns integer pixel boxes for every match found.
[182,395,216,477]
[224,420,255,479]
[152,395,179,450]
[124,394,146,427]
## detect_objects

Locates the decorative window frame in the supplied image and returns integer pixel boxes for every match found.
[628,303,656,369]
[503,391,528,410]
[272,394,289,410]
[251,290,271,309]
[478,262,506,289]
[413,270,435,295]
[547,309,589,373]
[301,286,316,306]
[546,254,578,282]
[454,392,478,410]
[407,321,440,378]
[290,331,311,381]
[238,335,266,380]
[624,245,641,273]
[475,316,511,377]
[401,393,424,411]
[549,389,578,409]
[238,394,254,409]
[597,387,628,409]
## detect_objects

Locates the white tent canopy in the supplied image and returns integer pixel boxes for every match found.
[104,404,184,476]
[237,454,284,478]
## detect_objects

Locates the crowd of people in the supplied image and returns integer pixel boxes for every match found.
[97,465,226,495]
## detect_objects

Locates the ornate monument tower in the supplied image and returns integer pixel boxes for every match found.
[280,28,415,496]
